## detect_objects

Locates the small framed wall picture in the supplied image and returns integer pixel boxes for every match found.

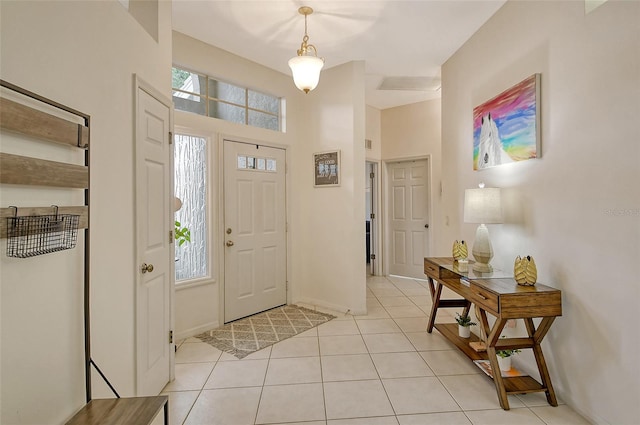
[313,150,340,187]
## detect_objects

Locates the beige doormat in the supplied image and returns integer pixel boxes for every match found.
[195,305,335,359]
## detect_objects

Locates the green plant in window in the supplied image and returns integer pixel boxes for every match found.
[175,221,191,246]
[172,68,191,89]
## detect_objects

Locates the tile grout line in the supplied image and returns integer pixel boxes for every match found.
[387,275,472,418]
[185,356,219,425]
[380,275,469,420]
[317,329,329,424]
[252,344,271,425]
[354,284,401,423]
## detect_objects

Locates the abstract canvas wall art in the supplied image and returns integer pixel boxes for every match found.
[473,74,541,170]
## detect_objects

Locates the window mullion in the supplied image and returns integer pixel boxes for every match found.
[205,77,210,117]
[245,89,249,125]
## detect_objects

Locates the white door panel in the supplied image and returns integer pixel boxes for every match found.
[135,86,172,395]
[224,140,286,322]
[388,159,430,278]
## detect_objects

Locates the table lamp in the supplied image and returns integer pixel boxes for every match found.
[464,183,503,272]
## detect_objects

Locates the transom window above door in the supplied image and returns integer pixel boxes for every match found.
[172,66,283,132]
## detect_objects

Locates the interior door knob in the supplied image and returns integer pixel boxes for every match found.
[226,240,234,247]
[425,224,429,229]
[141,263,154,274]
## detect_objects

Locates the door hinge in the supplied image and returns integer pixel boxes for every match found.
[370,172,375,179]
[169,330,174,344]
[169,230,174,243]
[169,131,173,145]
[370,213,375,219]
[370,254,376,260]
[286,281,288,291]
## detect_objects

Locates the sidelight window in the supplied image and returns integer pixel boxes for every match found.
[174,133,209,283]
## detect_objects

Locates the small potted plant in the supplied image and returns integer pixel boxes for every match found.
[496,347,521,371]
[455,312,476,338]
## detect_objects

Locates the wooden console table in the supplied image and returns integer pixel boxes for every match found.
[424,257,562,410]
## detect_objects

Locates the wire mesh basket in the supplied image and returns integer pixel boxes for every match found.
[6,207,79,258]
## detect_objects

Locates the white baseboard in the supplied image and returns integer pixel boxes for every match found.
[176,321,219,342]
[293,297,366,317]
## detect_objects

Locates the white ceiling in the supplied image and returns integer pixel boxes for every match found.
[172,0,506,110]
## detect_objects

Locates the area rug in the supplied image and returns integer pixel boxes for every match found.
[195,305,335,359]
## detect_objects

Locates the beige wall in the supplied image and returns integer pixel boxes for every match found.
[365,105,382,161]
[291,61,367,315]
[0,0,172,422]
[441,1,639,423]
[382,99,441,161]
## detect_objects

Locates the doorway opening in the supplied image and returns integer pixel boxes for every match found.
[366,161,379,276]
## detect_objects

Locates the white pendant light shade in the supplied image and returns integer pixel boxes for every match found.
[289,6,324,94]
[288,55,324,93]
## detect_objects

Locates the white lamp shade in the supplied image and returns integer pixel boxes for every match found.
[288,55,324,93]
[464,187,503,224]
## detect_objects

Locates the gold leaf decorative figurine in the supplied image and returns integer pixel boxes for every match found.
[514,255,537,286]
[452,240,468,261]
[514,256,526,283]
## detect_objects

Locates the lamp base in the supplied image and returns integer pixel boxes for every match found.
[472,261,493,273]
[471,223,494,273]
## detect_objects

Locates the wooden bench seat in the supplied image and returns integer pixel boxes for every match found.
[65,396,168,425]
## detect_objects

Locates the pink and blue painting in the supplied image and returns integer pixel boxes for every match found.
[473,74,540,170]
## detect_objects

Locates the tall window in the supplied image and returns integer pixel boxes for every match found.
[174,134,208,282]
[172,66,281,132]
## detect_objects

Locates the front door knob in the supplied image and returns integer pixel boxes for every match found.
[141,263,154,274]
[226,240,234,247]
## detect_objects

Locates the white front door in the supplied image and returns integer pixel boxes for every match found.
[135,82,172,395]
[223,140,287,322]
[387,159,430,278]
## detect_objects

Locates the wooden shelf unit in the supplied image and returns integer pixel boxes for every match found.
[433,323,488,361]
[424,257,562,410]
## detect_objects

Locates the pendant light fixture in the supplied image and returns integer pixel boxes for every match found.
[288,6,324,94]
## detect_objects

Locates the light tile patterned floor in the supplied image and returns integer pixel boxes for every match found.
[161,275,590,425]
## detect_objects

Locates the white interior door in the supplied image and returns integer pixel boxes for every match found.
[135,83,172,395]
[224,140,287,323]
[387,159,430,278]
